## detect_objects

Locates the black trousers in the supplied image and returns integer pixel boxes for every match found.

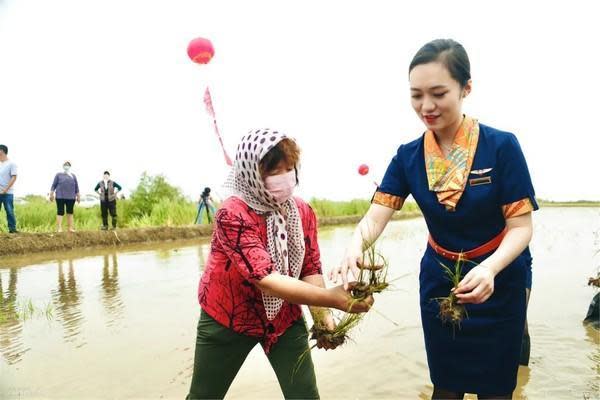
[56,198,75,215]
[100,200,117,228]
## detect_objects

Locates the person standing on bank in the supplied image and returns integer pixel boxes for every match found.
[50,161,80,233]
[94,171,122,230]
[330,39,537,399]
[0,145,18,234]
[195,187,215,224]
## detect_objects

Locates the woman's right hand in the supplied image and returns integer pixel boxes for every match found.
[49,193,54,202]
[328,283,373,313]
[328,246,363,290]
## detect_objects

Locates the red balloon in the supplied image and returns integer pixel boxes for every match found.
[187,37,214,64]
[358,164,369,176]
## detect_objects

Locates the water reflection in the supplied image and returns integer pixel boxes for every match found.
[417,384,432,399]
[0,239,207,369]
[584,324,600,395]
[198,243,210,272]
[100,253,124,326]
[156,248,175,260]
[52,260,85,346]
[0,268,28,365]
[415,368,531,399]
[514,366,531,399]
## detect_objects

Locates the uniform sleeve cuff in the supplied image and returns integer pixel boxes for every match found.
[372,191,404,210]
[502,197,535,218]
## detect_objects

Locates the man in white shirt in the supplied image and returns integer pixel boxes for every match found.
[0,144,18,233]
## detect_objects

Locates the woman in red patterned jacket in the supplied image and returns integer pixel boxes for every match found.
[187,129,373,400]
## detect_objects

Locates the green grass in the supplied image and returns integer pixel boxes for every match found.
[538,200,600,207]
[0,198,198,233]
[1,197,420,233]
[120,198,198,228]
[309,197,419,217]
[7,198,103,232]
[0,172,421,233]
[0,298,54,323]
[308,197,600,218]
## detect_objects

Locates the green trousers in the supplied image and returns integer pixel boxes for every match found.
[187,310,320,400]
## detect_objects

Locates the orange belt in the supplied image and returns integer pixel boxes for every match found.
[428,228,507,261]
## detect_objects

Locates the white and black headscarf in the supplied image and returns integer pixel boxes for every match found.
[224,128,305,320]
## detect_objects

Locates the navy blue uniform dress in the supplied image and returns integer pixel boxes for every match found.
[376,123,537,395]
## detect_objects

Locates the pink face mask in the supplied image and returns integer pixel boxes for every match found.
[264,170,297,204]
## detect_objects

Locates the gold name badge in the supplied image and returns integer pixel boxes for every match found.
[469,176,492,186]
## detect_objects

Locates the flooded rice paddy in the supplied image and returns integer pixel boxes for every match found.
[1,208,598,399]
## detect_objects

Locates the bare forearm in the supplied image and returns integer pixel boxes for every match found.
[257,273,339,309]
[301,274,326,288]
[351,204,394,251]
[484,215,533,275]
[302,274,331,318]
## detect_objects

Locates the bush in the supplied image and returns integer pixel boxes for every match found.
[120,172,198,226]
[124,173,185,220]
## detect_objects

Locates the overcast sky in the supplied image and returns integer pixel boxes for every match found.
[1,0,598,202]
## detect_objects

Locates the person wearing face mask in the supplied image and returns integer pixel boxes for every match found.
[94,171,122,230]
[50,161,80,233]
[187,129,374,400]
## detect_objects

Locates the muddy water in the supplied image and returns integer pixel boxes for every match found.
[0,208,598,399]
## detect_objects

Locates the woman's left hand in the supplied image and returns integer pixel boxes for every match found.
[315,311,338,350]
[453,264,496,304]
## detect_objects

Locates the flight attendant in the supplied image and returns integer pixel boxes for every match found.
[331,38,537,399]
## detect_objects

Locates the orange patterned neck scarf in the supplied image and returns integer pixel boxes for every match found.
[424,116,479,211]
